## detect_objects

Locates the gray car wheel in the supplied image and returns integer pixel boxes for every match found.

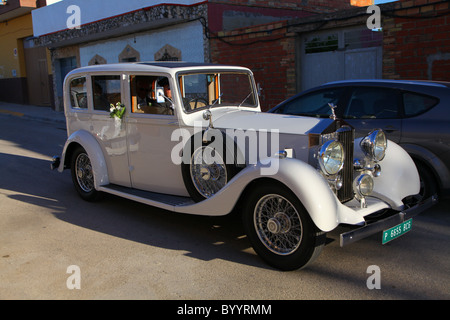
[242,182,326,271]
[70,146,101,201]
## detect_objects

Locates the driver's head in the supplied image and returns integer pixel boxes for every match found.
[159,78,171,98]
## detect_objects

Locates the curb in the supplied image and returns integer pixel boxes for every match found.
[0,109,25,117]
[0,104,66,126]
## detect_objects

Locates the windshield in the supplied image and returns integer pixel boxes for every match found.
[178,72,258,112]
[273,88,345,118]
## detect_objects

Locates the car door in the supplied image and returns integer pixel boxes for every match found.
[342,86,402,143]
[90,74,131,187]
[126,74,188,196]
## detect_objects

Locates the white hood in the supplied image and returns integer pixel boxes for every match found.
[210,109,330,135]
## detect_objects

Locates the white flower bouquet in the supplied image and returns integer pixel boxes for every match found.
[110,102,126,119]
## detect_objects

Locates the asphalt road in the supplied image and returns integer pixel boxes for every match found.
[0,113,449,301]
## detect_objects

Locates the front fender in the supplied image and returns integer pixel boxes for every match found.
[257,157,341,232]
[60,130,109,189]
[357,139,421,209]
[176,157,341,232]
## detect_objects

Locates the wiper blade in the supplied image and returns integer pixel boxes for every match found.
[208,93,224,108]
[239,92,253,107]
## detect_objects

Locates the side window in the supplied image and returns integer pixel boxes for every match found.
[403,92,439,117]
[91,75,121,111]
[344,87,400,119]
[130,75,174,115]
[277,88,344,116]
[69,77,87,109]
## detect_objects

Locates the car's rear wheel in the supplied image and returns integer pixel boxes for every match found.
[242,182,326,271]
[70,146,101,201]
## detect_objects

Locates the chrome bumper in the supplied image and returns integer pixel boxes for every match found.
[340,195,438,247]
[50,156,60,170]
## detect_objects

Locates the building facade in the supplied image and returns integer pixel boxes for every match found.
[210,0,449,110]
[0,0,51,106]
[382,0,450,81]
[31,0,368,110]
[32,0,209,110]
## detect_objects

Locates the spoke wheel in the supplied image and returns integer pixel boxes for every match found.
[243,182,325,271]
[181,134,240,203]
[75,152,94,193]
[190,145,227,199]
[254,194,303,256]
[70,146,101,201]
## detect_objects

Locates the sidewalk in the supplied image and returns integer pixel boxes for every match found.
[0,102,66,125]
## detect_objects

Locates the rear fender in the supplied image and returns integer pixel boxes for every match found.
[60,130,109,189]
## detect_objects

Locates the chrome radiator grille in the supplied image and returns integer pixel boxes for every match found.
[337,127,354,203]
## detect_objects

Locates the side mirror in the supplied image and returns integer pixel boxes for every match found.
[203,109,214,129]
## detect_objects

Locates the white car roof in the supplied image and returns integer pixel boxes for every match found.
[66,61,251,78]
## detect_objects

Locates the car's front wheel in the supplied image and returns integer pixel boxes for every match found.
[70,146,101,201]
[242,182,326,271]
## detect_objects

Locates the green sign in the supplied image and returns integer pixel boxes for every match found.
[382,219,412,244]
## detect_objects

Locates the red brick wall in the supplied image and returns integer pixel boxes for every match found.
[383,0,450,81]
[207,1,355,32]
[432,58,450,80]
[210,0,450,111]
[207,2,316,32]
[209,1,353,11]
[208,1,376,111]
[210,21,296,111]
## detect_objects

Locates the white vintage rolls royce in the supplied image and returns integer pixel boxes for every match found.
[52,62,435,270]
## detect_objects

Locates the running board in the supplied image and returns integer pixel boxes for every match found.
[98,184,195,211]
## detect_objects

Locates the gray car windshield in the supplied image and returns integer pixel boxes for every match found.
[275,88,345,118]
[178,72,257,112]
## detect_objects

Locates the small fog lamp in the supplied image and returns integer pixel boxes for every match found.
[354,174,374,197]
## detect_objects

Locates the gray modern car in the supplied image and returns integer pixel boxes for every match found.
[269,79,450,200]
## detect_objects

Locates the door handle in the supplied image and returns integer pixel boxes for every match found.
[383,125,397,133]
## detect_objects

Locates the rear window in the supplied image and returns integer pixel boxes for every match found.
[69,77,87,109]
[403,92,439,117]
[344,87,400,119]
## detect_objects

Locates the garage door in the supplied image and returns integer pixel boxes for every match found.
[301,28,382,91]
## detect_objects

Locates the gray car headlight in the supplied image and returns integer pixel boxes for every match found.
[319,140,344,176]
[360,129,387,162]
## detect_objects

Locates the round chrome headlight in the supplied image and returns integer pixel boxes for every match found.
[318,140,345,176]
[360,129,387,162]
[354,173,374,197]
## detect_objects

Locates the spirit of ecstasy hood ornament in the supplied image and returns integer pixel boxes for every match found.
[328,103,337,120]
